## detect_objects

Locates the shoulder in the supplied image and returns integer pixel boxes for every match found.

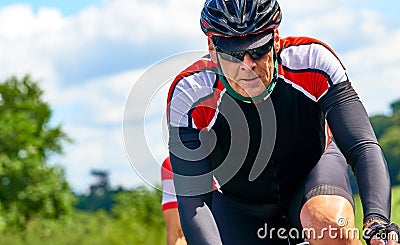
[168,57,218,98]
[279,36,336,54]
[167,57,225,129]
[278,36,344,68]
[277,36,348,101]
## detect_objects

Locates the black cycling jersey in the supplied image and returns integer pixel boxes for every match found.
[167,36,391,244]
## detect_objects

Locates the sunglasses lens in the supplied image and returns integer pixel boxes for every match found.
[217,39,273,63]
[249,40,274,59]
[218,50,243,63]
[231,52,245,62]
[257,42,274,55]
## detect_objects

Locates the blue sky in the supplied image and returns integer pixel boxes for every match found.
[0,0,399,193]
[0,0,102,15]
[356,1,399,20]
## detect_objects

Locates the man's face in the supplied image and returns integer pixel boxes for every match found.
[217,48,275,98]
[211,32,278,98]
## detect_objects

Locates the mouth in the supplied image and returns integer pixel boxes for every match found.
[240,77,260,83]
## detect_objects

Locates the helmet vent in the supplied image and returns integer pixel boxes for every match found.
[201,0,281,36]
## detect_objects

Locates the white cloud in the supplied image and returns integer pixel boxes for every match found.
[279,0,400,115]
[58,124,135,193]
[55,0,205,50]
[53,69,142,124]
[0,0,206,104]
[0,5,70,85]
[283,7,356,40]
[359,9,387,39]
[0,4,66,40]
[343,28,400,115]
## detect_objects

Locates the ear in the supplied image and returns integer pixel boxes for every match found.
[273,29,280,52]
[208,36,218,63]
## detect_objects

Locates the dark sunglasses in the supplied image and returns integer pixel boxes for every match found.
[215,39,274,63]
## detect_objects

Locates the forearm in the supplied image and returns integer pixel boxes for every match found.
[171,153,222,245]
[320,81,391,223]
[351,143,391,223]
[328,100,391,222]
[177,195,222,245]
[166,226,186,245]
[163,209,187,245]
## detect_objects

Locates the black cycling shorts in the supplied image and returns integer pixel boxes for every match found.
[211,142,354,245]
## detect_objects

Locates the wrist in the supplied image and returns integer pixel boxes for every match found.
[363,219,386,230]
[363,214,390,230]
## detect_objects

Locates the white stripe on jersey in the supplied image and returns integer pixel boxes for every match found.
[205,88,226,132]
[280,43,347,86]
[169,71,217,128]
[161,179,177,205]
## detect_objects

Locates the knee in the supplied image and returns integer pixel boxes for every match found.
[300,195,357,241]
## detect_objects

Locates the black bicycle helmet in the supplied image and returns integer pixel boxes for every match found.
[200,0,282,37]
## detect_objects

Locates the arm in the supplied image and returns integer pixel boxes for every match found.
[167,62,223,244]
[310,39,398,243]
[169,126,222,245]
[161,158,186,245]
[163,208,187,245]
[297,39,392,223]
[318,81,391,223]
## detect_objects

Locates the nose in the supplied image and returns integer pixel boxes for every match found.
[240,53,256,70]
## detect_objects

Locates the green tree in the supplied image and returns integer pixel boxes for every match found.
[369,98,400,185]
[380,125,400,183]
[390,100,400,114]
[0,75,75,230]
[370,115,392,139]
[108,186,165,244]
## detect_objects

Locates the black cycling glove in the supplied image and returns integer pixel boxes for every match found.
[363,222,400,244]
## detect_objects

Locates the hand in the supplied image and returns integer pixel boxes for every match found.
[370,231,399,245]
[365,222,400,245]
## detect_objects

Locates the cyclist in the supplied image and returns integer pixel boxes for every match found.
[161,157,187,245]
[167,0,400,244]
